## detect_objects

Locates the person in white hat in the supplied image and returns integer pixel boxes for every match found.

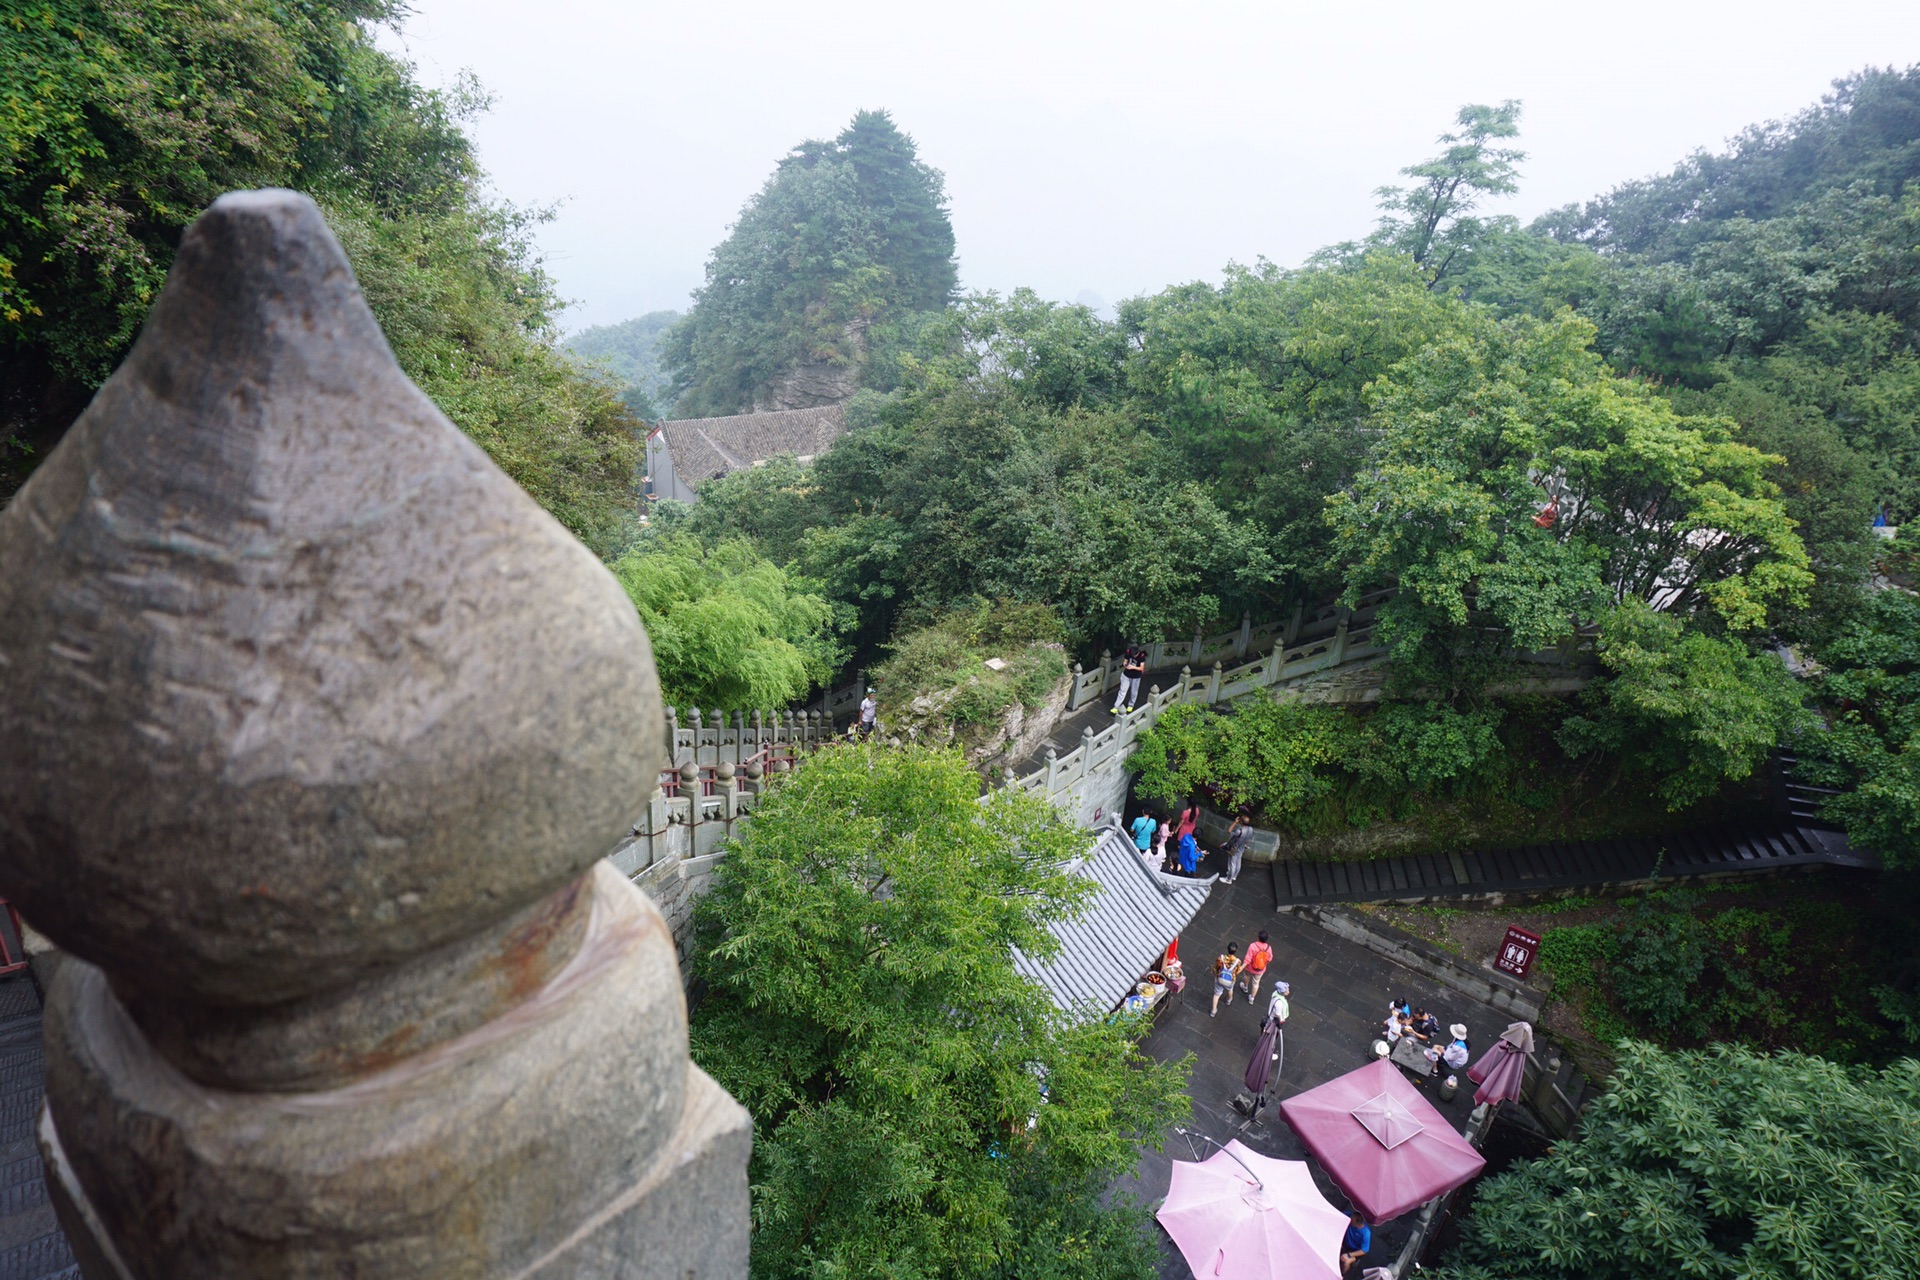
[1266,980,1290,1026]
[1441,1024,1472,1072]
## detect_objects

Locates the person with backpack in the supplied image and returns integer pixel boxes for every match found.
[1210,945,1241,1017]
[1238,929,1274,1001]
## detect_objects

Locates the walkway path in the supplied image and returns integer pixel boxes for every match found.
[1267,819,1874,908]
[0,976,75,1280]
[1117,875,1508,1280]
[1008,658,1197,780]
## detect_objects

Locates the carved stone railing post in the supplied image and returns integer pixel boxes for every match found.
[0,192,749,1277]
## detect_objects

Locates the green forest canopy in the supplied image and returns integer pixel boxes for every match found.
[630,68,1918,858]
[1,0,642,551]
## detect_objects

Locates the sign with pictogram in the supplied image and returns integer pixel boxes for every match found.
[1494,925,1541,979]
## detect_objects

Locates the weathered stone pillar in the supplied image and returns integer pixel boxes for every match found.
[0,192,749,1277]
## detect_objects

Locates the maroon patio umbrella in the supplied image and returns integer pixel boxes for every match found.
[1468,1022,1535,1107]
[1278,1058,1486,1222]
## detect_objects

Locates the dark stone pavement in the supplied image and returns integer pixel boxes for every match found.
[1117,871,1513,1280]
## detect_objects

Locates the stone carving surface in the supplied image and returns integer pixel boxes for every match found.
[0,190,749,1276]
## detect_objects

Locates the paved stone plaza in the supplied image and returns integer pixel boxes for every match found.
[1121,873,1513,1279]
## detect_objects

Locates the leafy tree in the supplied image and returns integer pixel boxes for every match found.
[674,454,827,568]
[1676,372,1878,643]
[1370,102,1526,285]
[663,110,956,416]
[688,746,1191,1280]
[328,196,641,552]
[1118,254,1464,596]
[1539,67,1920,262]
[1435,1041,1920,1280]
[794,379,1277,657]
[1557,601,1811,809]
[1796,587,1920,871]
[1,0,641,547]
[611,532,840,711]
[1326,311,1812,694]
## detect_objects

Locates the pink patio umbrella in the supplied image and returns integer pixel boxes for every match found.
[1278,1058,1486,1222]
[1468,1021,1535,1107]
[1156,1139,1348,1280]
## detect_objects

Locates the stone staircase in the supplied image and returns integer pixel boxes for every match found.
[1269,820,1876,907]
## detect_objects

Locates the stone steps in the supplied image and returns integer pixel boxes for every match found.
[1269,821,1877,907]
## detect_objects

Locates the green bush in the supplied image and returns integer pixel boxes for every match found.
[1129,697,1510,831]
[1436,1041,1920,1280]
[612,532,842,710]
[1542,889,1914,1062]
[1610,901,1711,1035]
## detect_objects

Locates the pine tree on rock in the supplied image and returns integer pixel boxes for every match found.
[664,110,957,417]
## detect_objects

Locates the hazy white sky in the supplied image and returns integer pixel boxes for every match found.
[379,1,1920,332]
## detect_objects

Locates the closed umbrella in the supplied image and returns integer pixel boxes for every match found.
[1156,1140,1347,1280]
[1468,1021,1534,1106]
[1246,1016,1284,1095]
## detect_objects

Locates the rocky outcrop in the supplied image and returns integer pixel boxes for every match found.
[893,658,1073,780]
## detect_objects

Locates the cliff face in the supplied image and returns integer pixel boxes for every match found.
[756,318,868,411]
[758,355,862,411]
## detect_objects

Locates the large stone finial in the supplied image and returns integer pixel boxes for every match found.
[0,191,747,1277]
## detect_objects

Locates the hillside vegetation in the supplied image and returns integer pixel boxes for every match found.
[2,0,642,550]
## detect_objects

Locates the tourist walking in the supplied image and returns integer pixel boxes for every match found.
[857,690,878,740]
[1221,811,1253,884]
[1153,813,1170,867]
[1110,644,1146,713]
[1266,979,1291,1026]
[1209,945,1240,1017]
[1238,929,1273,1000]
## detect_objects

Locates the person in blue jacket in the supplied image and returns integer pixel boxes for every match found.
[1176,831,1199,875]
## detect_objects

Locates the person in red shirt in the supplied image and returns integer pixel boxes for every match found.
[1238,929,1274,1001]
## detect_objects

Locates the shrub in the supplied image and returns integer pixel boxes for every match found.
[1436,1042,1920,1280]
[1609,901,1711,1035]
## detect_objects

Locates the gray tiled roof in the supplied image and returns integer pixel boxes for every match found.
[1013,824,1212,1018]
[659,404,847,489]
